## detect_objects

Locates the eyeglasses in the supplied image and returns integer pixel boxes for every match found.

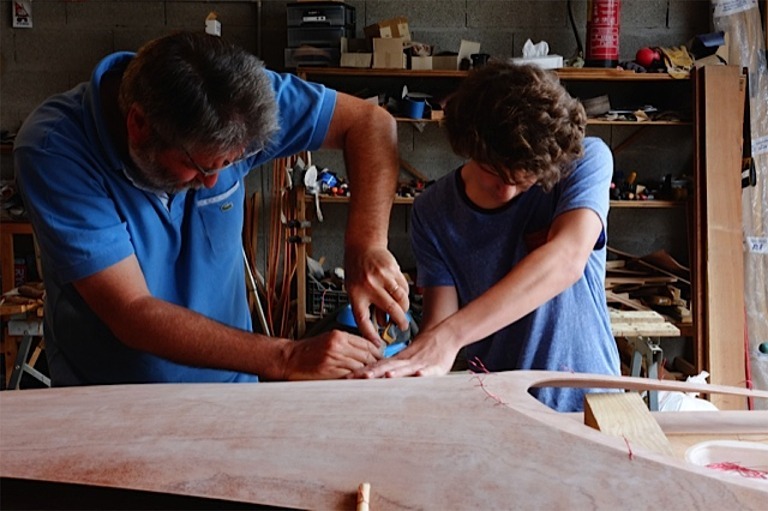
[182,143,263,177]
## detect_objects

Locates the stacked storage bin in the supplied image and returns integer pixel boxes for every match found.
[285,1,356,68]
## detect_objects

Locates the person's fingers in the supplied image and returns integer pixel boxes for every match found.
[387,278,410,319]
[386,281,401,295]
[387,287,410,327]
[345,332,384,362]
[359,359,419,379]
[383,363,425,378]
[352,303,380,344]
[414,365,447,377]
[383,299,409,331]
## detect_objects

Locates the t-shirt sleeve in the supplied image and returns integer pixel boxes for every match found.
[262,71,337,160]
[14,145,135,283]
[410,193,456,288]
[554,137,613,248]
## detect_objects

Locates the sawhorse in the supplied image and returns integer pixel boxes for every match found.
[610,309,681,411]
[2,302,50,390]
[8,330,49,389]
[627,336,664,411]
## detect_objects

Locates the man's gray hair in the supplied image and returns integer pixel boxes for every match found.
[119,31,279,154]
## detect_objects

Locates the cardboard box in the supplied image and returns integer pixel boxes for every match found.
[432,54,459,70]
[341,52,372,68]
[410,56,432,70]
[457,39,481,63]
[343,37,371,53]
[364,16,411,41]
[372,37,406,69]
[340,37,372,68]
[430,109,444,121]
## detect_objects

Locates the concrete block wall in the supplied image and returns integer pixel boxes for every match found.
[1,0,712,272]
[1,0,712,132]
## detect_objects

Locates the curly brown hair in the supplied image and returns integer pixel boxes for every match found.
[444,62,586,191]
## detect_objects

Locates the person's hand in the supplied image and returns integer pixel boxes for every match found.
[344,246,410,343]
[352,327,460,379]
[282,330,382,380]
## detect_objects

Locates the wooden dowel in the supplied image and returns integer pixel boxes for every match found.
[357,482,370,511]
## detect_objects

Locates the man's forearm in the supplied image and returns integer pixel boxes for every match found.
[114,296,290,380]
[342,105,399,249]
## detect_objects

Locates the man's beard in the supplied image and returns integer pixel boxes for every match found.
[128,144,203,194]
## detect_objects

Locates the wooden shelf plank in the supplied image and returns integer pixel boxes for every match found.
[556,68,685,81]
[609,200,687,208]
[587,120,692,126]
[297,67,688,82]
[306,196,687,208]
[298,67,467,79]
[393,118,691,126]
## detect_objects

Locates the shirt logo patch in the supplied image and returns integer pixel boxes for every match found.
[220,202,234,212]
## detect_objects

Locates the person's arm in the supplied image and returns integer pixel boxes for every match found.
[321,92,410,342]
[358,207,602,378]
[74,255,380,380]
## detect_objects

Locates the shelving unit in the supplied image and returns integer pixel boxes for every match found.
[292,66,747,407]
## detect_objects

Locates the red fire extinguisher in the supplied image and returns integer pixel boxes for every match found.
[585,0,621,68]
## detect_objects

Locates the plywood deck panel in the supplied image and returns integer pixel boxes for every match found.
[1,371,767,509]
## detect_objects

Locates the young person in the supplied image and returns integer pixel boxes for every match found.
[358,63,620,412]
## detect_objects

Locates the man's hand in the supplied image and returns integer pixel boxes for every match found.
[352,327,460,379]
[282,329,382,380]
[344,246,410,343]
[324,93,404,344]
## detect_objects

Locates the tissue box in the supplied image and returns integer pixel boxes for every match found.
[508,55,564,70]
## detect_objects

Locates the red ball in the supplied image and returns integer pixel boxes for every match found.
[636,47,660,68]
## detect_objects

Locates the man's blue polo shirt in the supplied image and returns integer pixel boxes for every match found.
[14,51,336,385]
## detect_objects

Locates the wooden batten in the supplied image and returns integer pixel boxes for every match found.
[584,392,674,456]
[694,66,748,409]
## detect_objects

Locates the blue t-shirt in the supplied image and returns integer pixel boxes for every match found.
[411,137,620,412]
[14,51,336,385]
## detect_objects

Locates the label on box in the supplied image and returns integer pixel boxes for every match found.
[746,236,768,254]
[12,1,32,28]
[753,135,768,157]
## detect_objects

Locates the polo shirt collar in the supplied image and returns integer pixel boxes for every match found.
[83,51,135,177]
